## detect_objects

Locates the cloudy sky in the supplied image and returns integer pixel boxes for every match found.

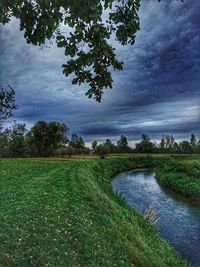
[0,0,199,145]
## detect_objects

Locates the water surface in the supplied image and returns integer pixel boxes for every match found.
[112,169,200,266]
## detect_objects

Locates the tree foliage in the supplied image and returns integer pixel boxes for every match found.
[0,0,141,101]
[56,146,75,158]
[105,138,115,153]
[65,146,75,158]
[190,133,197,148]
[5,122,27,157]
[136,134,154,153]
[0,85,17,128]
[92,139,98,151]
[96,143,110,159]
[117,134,128,152]
[69,133,85,153]
[0,119,199,157]
[26,121,69,156]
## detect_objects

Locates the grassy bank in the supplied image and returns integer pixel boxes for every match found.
[0,157,188,267]
[156,156,200,199]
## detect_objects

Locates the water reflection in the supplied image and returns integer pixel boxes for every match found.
[112,169,200,266]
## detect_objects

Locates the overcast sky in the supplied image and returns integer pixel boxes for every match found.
[0,0,199,145]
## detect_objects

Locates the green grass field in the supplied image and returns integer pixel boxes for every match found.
[1,155,198,266]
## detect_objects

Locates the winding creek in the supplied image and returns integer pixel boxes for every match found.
[112,169,200,266]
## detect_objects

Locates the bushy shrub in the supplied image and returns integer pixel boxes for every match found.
[55,146,75,158]
[96,143,110,159]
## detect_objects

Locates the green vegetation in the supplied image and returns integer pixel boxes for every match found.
[0,1,141,101]
[1,120,199,158]
[0,85,17,128]
[156,156,200,199]
[0,157,188,267]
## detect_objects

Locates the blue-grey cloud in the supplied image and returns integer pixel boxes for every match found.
[0,0,199,145]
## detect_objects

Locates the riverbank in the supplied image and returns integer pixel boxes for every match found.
[156,156,200,200]
[0,157,189,267]
[112,166,200,265]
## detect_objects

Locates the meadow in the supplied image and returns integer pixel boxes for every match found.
[0,155,199,266]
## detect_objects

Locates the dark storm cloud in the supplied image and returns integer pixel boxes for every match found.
[81,126,121,136]
[79,100,199,140]
[0,0,199,145]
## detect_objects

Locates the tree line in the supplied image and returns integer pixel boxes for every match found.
[135,134,200,154]
[0,121,199,158]
[92,133,200,158]
[0,121,89,158]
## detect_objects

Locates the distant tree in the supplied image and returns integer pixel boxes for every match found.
[160,135,165,151]
[0,85,17,129]
[78,137,85,151]
[105,139,112,147]
[179,141,193,154]
[65,146,75,158]
[159,134,175,152]
[82,147,90,154]
[25,131,34,156]
[55,147,66,158]
[69,134,79,148]
[96,143,110,159]
[0,131,9,157]
[117,135,128,153]
[190,133,197,148]
[136,134,154,153]
[166,135,171,149]
[92,140,98,152]
[56,146,75,158]
[5,122,27,157]
[105,138,115,153]
[169,135,175,150]
[173,142,180,153]
[69,133,85,153]
[27,121,69,156]
[195,139,200,154]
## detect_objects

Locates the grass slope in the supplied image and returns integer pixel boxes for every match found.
[0,157,188,267]
[156,156,200,199]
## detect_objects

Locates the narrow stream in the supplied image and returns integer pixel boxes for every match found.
[112,169,200,266]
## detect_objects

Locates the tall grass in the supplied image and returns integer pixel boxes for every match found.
[156,157,200,199]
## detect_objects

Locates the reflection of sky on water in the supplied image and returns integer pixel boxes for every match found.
[112,169,200,266]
